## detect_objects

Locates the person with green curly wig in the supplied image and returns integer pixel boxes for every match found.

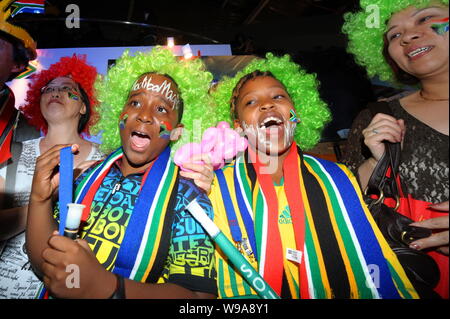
[343,1,448,298]
[25,47,218,299]
[206,52,418,299]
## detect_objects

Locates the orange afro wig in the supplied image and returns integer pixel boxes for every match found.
[20,55,99,136]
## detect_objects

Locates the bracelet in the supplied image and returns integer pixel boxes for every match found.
[108,273,126,299]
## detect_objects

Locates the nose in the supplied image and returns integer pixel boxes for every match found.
[136,108,153,124]
[50,87,61,98]
[401,28,422,45]
[259,99,275,112]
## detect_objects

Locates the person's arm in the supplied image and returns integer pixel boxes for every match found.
[0,205,28,241]
[0,174,29,241]
[41,234,213,298]
[39,178,217,299]
[26,144,77,276]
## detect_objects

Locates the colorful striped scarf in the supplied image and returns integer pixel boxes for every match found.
[215,144,418,298]
[74,146,179,282]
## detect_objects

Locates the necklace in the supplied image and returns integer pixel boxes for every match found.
[419,90,449,102]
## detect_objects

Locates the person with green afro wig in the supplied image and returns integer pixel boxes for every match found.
[342,1,449,299]
[93,46,216,157]
[343,0,449,84]
[211,52,330,151]
[206,53,419,299]
[25,46,219,299]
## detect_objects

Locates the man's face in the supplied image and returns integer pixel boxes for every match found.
[119,73,181,168]
[0,37,23,87]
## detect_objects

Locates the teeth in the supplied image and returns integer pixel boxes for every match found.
[408,47,432,57]
[133,131,149,138]
[260,116,283,128]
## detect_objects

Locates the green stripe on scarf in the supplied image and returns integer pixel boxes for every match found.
[303,218,326,298]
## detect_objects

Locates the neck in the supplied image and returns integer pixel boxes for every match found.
[420,70,449,100]
[44,122,84,146]
[120,155,154,177]
[251,144,292,184]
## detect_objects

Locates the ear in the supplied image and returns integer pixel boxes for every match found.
[233,119,242,130]
[170,123,184,142]
[80,102,87,115]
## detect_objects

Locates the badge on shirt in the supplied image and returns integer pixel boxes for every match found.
[286,248,302,264]
[237,237,255,263]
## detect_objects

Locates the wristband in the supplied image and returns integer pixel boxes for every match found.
[108,274,126,299]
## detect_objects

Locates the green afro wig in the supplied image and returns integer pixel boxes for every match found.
[343,0,449,84]
[210,53,330,150]
[92,46,216,157]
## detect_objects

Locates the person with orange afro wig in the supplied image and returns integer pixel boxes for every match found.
[21,54,99,136]
[0,55,104,299]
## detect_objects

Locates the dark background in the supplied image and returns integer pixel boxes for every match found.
[12,0,405,142]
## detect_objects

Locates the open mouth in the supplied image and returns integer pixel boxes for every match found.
[259,116,284,130]
[407,46,433,58]
[130,131,151,151]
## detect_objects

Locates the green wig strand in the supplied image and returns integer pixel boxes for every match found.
[92,46,216,157]
[343,0,449,84]
[210,52,330,150]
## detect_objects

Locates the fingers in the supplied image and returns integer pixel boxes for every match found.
[76,239,94,255]
[179,154,214,195]
[362,113,405,161]
[428,201,449,212]
[42,246,67,266]
[37,144,79,163]
[410,230,449,254]
[410,216,449,229]
[47,234,77,252]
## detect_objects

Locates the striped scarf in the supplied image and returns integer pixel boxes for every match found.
[216,144,418,299]
[74,146,179,282]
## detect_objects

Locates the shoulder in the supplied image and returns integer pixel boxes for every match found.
[87,142,106,161]
[303,154,358,182]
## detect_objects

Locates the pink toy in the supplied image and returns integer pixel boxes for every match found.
[174,121,248,171]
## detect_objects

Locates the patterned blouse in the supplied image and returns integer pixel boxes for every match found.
[342,99,449,204]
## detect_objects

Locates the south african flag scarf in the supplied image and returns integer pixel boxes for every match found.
[75,146,179,282]
[216,143,418,299]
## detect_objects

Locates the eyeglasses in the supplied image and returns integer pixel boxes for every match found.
[40,85,79,95]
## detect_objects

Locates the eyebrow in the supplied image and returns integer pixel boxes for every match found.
[386,7,444,34]
[128,91,174,108]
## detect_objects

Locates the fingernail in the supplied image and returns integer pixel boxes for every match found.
[409,243,421,250]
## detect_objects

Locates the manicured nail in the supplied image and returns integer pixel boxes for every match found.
[409,243,421,250]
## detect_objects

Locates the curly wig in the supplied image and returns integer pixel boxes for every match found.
[343,0,449,84]
[20,54,99,136]
[210,52,330,150]
[92,46,216,156]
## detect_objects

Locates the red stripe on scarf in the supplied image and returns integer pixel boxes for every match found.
[283,143,309,298]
